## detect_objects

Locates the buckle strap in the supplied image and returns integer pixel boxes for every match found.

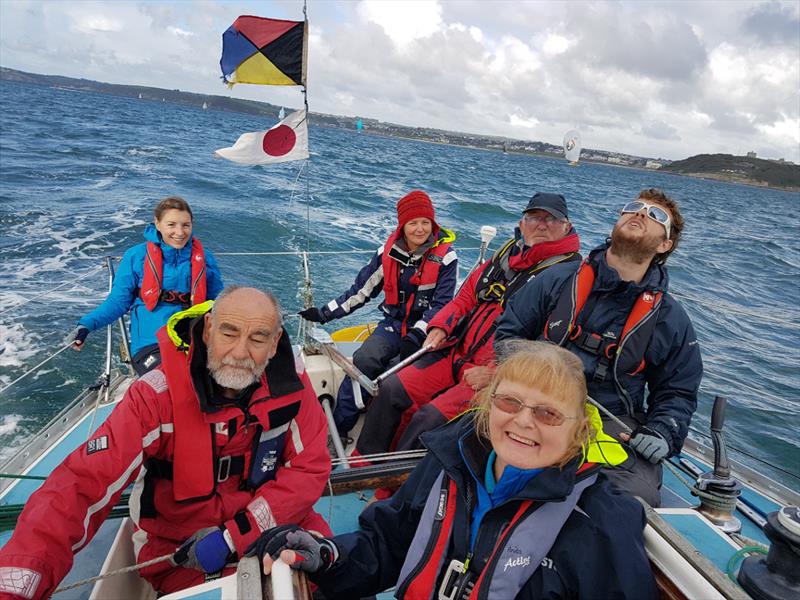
[147,455,245,482]
[437,559,476,600]
[160,289,191,305]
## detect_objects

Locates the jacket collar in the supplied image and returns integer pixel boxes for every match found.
[167,306,304,414]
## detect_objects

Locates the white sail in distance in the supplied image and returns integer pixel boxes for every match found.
[563,130,581,164]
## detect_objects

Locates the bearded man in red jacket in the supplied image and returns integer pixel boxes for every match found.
[354,193,581,464]
[0,287,331,599]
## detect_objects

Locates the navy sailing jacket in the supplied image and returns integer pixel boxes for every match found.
[495,244,703,456]
[319,230,457,338]
[312,417,657,599]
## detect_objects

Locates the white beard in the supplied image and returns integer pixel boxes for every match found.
[208,355,267,391]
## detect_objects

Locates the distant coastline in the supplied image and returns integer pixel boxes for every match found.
[1,66,797,191]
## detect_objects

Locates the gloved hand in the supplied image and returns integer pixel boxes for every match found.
[65,326,90,350]
[173,527,235,573]
[627,426,669,463]
[398,329,425,360]
[247,524,339,574]
[299,307,326,324]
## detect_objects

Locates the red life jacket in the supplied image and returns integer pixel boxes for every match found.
[544,259,663,378]
[140,238,207,311]
[382,227,454,336]
[156,307,306,503]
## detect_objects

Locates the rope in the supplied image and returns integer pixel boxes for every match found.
[725,545,768,584]
[0,265,105,316]
[53,552,173,593]
[0,473,46,481]
[0,342,75,395]
[331,449,427,465]
[730,533,769,551]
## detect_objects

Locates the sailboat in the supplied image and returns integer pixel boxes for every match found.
[202,101,208,110]
[563,129,581,166]
[138,93,142,99]
[356,119,363,131]
[278,106,285,120]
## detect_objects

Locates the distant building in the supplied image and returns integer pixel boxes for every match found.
[747,151,757,158]
[645,160,663,169]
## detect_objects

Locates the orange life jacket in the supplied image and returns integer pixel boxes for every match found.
[140,238,207,310]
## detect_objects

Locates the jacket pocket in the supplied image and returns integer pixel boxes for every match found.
[247,423,290,489]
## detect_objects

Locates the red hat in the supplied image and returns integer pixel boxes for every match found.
[397,190,435,229]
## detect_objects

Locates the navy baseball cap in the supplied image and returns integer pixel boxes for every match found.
[522,193,568,220]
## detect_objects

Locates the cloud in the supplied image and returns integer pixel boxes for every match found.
[641,120,681,141]
[742,1,800,46]
[0,0,797,162]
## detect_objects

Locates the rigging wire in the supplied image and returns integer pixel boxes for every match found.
[672,290,794,327]
[0,264,105,316]
[0,342,75,395]
[703,368,796,406]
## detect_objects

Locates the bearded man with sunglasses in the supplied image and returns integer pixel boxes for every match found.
[495,188,702,507]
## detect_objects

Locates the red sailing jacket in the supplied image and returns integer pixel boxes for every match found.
[0,309,330,599]
[429,233,580,366]
[140,238,207,310]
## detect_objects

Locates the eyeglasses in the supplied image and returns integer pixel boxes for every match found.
[523,213,562,226]
[620,201,671,238]
[490,393,576,426]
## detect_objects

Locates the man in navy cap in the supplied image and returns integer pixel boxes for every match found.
[352,193,582,473]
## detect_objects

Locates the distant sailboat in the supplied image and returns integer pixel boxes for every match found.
[563,130,581,166]
[278,107,285,120]
[202,101,208,110]
[138,93,142,99]
[356,119,363,131]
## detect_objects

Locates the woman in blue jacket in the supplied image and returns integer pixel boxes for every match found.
[66,196,223,375]
[251,341,657,599]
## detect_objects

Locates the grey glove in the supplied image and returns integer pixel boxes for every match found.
[628,426,669,463]
[248,524,339,574]
[65,326,90,348]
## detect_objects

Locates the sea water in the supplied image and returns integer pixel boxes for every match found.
[1,80,798,484]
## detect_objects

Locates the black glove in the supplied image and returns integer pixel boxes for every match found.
[398,329,425,359]
[246,524,339,574]
[65,326,90,348]
[173,527,235,573]
[299,307,327,324]
[628,426,670,464]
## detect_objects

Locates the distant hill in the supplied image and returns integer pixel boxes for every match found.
[0,66,669,168]
[660,154,799,191]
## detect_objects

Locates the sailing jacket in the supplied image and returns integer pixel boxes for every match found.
[319,227,457,339]
[312,416,657,599]
[78,224,224,355]
[0,307,330,599]
[428,230,580,368]
[495,243,703,455]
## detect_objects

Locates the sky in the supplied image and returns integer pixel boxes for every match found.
[1,0,798,162]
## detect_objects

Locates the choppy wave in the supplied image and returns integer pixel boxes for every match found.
[0,79,798,481]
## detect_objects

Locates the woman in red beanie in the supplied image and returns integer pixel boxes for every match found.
[300,190,458,440]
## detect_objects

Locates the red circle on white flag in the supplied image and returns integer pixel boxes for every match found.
[262,125,296,156]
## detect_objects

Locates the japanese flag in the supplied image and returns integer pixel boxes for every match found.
[214,109,309,165]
